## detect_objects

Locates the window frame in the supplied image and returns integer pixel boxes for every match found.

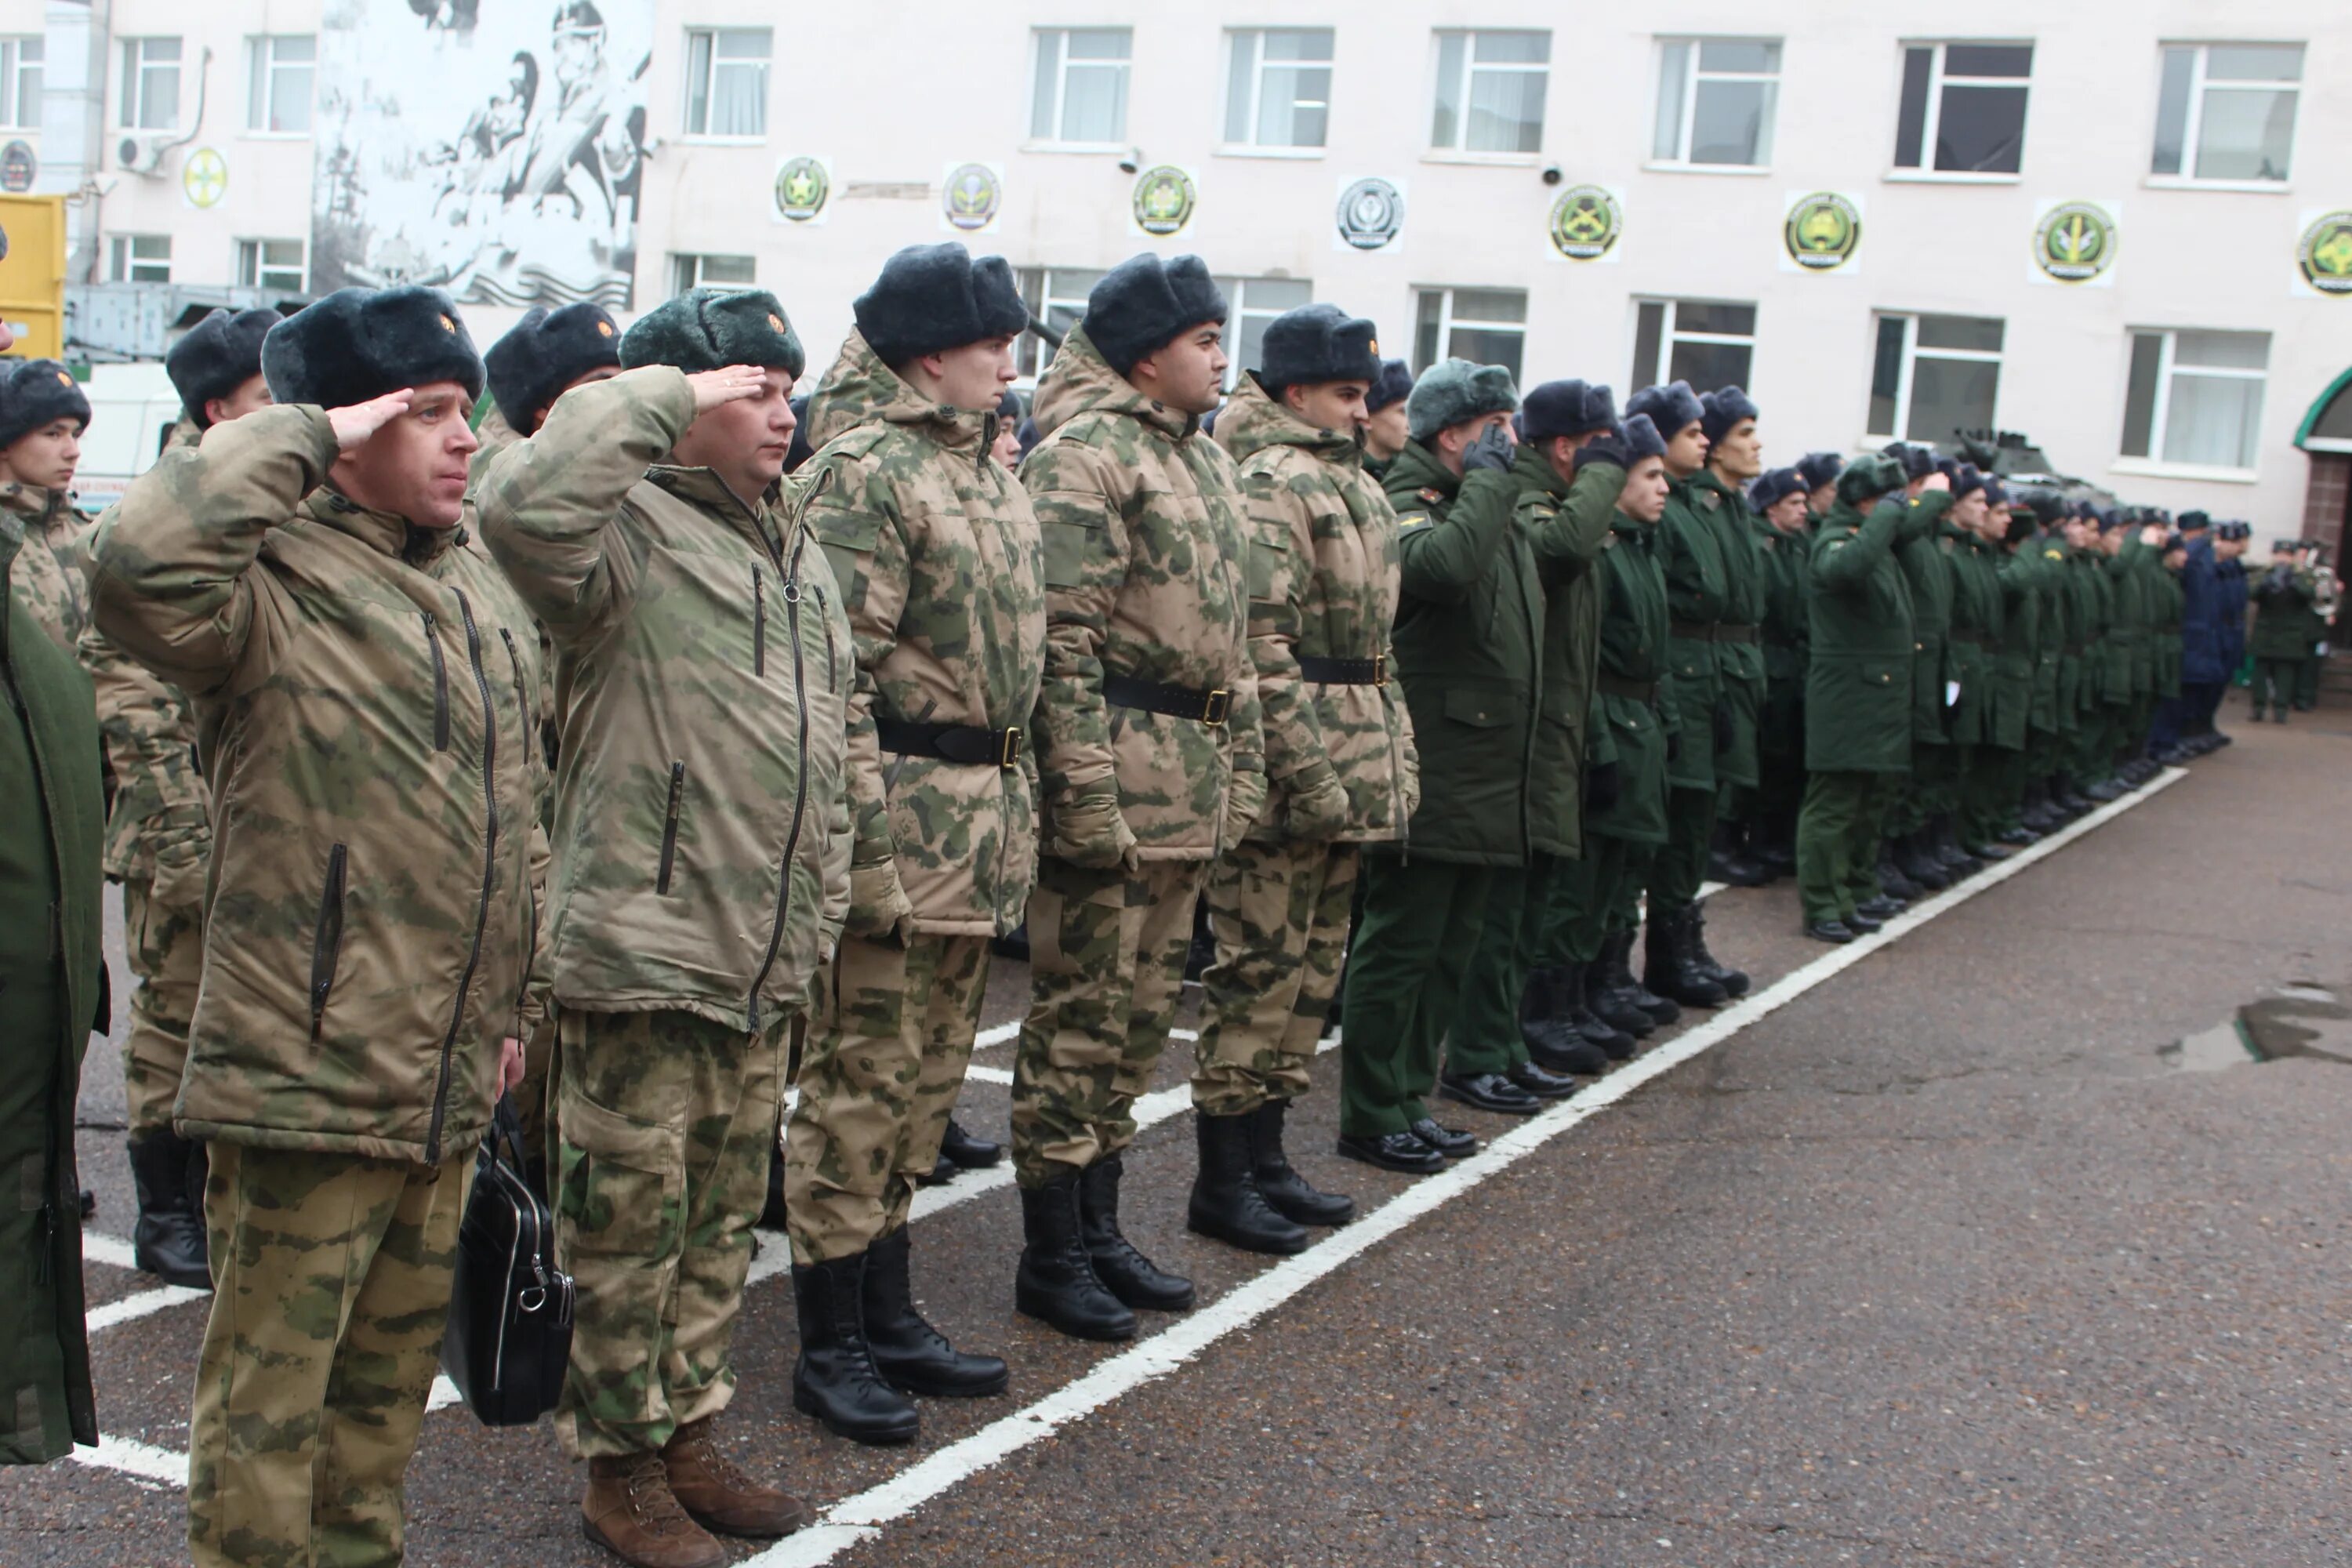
[109,233,173,285]
[244,34,314,138]
[1012,266,1109,383]
[118,36,183,132]
[1650,37,1782,170]
[1411,285,1529,379]
[1427,29,1551,158]
[1214,274,1316,391]
[1630,297,1759,397]
[681,27,771,141]
[1865,310,2005,446]
[2115,326,2270,479]
[670,252,757,296]
[1219,27,1334,155]
[1889,39,2033,182]
[1026,27,1134,151]
[0,37,42,132]
[236,236,307,292]
[2148,41,2303,188]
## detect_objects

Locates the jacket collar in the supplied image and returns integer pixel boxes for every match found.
[1388,437,1458,501]
[299,488,459,569]
[1508,441,1570,499]
[644,464,783,558]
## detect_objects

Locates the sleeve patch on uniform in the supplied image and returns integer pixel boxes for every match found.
[1398,512,1428,529]
[1040,519,1105,590]
[1417,487,1444,504]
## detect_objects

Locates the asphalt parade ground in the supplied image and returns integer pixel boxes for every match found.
[7,690,2347,1567]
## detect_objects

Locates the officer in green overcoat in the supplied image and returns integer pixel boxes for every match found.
[1747,466,1813,877]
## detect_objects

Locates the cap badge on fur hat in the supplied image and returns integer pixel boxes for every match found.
[597,320,614,338]
[54,370,71,387]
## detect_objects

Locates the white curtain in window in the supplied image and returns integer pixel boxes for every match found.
[2163,373,2263,469]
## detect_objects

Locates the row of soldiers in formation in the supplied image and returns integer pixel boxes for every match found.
[0,238,2304,1568]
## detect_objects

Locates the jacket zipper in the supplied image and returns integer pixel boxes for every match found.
[309,843,349,1040]
[657,761,685,893]
[425,589,500,1166]
[745,531,814,1034]
[753,567,767,677]
[499,627,532,765]
[422,612,450,751]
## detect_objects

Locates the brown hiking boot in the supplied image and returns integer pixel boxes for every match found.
[662,1416,808,1538]
[582,1450,725,1568]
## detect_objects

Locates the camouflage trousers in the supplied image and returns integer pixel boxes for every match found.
[188,1144,469,1568]
[784,931,991,1265]
[1192,839,1358,1117]
[555,1007,784,1459]
[1012,855,1206,1188]
[122,856,205,1138]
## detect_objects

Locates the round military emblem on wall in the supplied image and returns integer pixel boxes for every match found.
[1131,165,1197,238]
[1784,192,1861,271]
[1335,176,1404,252]
[0,140,34,194]
[942,163,1003,233]
[2296,211,2352,297]
[1546,185,1622,261]
[2033,201,2118,284]
[774,156,831,223]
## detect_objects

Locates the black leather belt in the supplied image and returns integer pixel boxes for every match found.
[1951,630,1992,648]
[1296,653,1387,686]
[1715,622,1759,644]
[1103,673,1230,727]
[1595,673,1657,703]
[875,717,1024,769]
[1670,621,1756,643]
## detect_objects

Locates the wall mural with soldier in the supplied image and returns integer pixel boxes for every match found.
[310,0,650,307]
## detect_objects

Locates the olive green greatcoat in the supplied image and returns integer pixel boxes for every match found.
[1805,492,1941,773]
[1691,467,1767,789]
[1894,508,1956,743]
[1584,511,1681,846]
[1654,471,1735,791]
[1510,442,1627,860]
[1944,525,2002,748]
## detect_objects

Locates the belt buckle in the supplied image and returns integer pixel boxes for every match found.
[1373,652,1388,687]
[1202,688,1231,727]
[998,726,1023,769]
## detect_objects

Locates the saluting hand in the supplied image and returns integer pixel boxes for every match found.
[328,389,416,451]
[688,365,768,413]
[1918,471,1951,493]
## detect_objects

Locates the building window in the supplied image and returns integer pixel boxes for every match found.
[1029,28,1130,145]
[237,238,307,292]
[670,252,756,295]
[0,38,42,131]
[2152,44,2301,183]
[2121,329,2268,471]
[1011,267,1104,380]
[110,234,172,284]
[1652,38,1780,166]
[683,28,769,138]
[1412,287,1526,379]
[1223,29,1333,149]
[118,37,182,130]
[1893,42,2031,175]
[1868,312,2004,446]
[1631,299,1756,397]
[1430,31,1548,154]
[245,35,314,135]
[1215,275,1313,390]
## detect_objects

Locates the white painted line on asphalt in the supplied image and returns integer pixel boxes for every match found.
[962,1065,1014,1086]
[972,1023,1200,1051]
[85,1283,207,1334]
[80,1232,140,1272]
[740,771,2183,1567]
[67,1433,186,1490]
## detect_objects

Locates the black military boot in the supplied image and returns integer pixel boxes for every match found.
[128,1132,211,1289]
[862,1226,1007,1398]
[1079,1155,1195,1312]
[1573,965,1638,1061]
[1601,930,1679,1026]
[1875,854,1923,901]
[1708,822,1772,887]
[791,1251,921,1444]
[1525,966,1610,1075]
[1893,831,1949,891]
[1933,814,1982,873]
[2052,775,2093,815]
[1014,1172,1136,1341]
[939,1119,1001,1169]
[1754,813,1797,877]
[1686,905,1750,999]
[1581,956,1653,1042]
[1187,1112,1309,1255]
[1247,1099,1354,1228]
[1643,906,1726,1008]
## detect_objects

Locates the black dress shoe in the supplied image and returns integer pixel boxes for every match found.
[1335,1131,1445,1174]
[1855,894,1904,920]
[1526,1023,1609,1076]
[1508,1061,1579,1100]
[939,1119,1002,1169]
[1407,1118,1478,1159]
[1845,909,1882,934]
[1438,1071,1541,1116]
[1876,858,1923,901]
[1805,920,1856,944]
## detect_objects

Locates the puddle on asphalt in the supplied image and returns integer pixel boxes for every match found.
[2161,983,2352,1070]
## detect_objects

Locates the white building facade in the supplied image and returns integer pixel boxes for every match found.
[5,0,2349,544]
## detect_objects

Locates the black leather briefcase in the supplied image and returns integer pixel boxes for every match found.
[441,1096,574,1426]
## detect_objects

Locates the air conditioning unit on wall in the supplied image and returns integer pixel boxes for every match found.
[116,136,170,177]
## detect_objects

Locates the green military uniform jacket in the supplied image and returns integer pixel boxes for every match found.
[1585,511,1681,846]
[2027,532,2067,737]
[1508,442,1626,860]
[1755,514,1810,755]
[1691,468,1767,789]
[1806,491,1940,773]
[1944,524,2002,748]
[1989,541,2040,751]
[0,514,104,1465]
[1894,505,1956,745]
[2249,563,2318,659]
[2072,548,2122,710]
[1654,470,1734,792]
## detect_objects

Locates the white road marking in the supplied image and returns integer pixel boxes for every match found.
[740,771,2182,1566]
[961,1065,1014,1086]
[80,1232,140,1272]
[64,775,2177,1499]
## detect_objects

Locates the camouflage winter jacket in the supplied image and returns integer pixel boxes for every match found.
[1213,372,1417,847]
[86,405,544,1165]
[477,366,852,1036]
[800,329,1045,938]
[2,483,87,651]
[1020,326,1265,864]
